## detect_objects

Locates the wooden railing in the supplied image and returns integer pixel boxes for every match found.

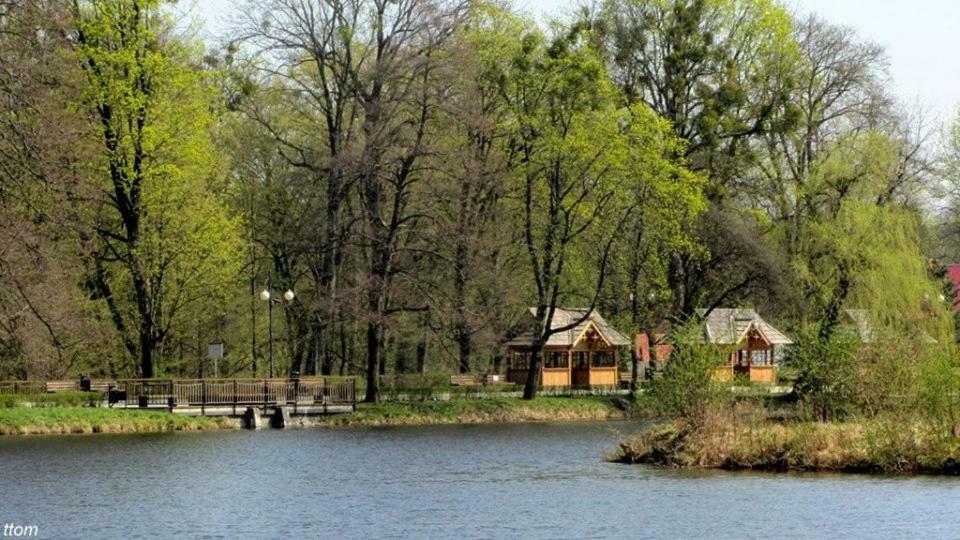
[117,377,357,411]
[0,381,46,395]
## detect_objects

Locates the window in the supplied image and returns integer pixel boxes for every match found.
[751,350,771,367]
[544,351,569,368]
[592,351,615,367]
[509,352,528,369]
[573,352,589,369]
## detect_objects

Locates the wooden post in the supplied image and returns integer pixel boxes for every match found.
[233,380,238,416]
[201,380,206,416]
[293,378,299,415]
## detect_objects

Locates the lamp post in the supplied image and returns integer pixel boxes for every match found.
[260,288,295,378]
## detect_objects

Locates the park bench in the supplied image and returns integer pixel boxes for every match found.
[449,374,480,387]
[88,379,116,393]
[46,380,79,393]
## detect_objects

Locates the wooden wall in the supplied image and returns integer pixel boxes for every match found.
[588,368,617,386]
[749,366,775,383]
[542,369,570,387]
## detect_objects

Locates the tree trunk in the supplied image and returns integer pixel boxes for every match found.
[629,347,640,400]
[139,328,155,378]
[416,338,426,374]
[522,345,543,400]
[365,320,382,403]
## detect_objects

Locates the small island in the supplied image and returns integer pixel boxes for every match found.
[610,311,960,475]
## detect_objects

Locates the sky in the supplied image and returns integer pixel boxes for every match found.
[197,0,960,123]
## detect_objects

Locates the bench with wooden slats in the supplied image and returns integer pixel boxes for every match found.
[46,380,79,393]
[449,374,480,387]
[88,379,117,393]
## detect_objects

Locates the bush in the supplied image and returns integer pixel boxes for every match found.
[786,326,858,421]
[638,333,732,425]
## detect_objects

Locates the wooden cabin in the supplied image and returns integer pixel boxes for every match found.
[504,308,630,387]
[698,308,793,383]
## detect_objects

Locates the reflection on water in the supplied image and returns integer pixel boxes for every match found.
[1,421,959,539]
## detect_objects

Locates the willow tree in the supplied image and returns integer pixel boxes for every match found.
[787,130,953,418]
[74,0,242,377]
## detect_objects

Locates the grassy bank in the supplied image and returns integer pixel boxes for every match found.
[609,414,960,474]
[316,397,628,427]
[0,397,626,436]
[0,408,236,436]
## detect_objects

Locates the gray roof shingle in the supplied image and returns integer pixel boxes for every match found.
[505,308,631,348]
[696,308,793,345]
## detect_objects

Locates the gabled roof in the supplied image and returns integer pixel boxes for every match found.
[505,308,631,348]
[696,308,793,345]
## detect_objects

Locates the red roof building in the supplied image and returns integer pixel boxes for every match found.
[947,264,960,312]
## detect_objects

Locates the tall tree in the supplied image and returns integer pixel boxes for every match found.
[587,0,799,316]
[500,28,696,399]
[74,0,242,377]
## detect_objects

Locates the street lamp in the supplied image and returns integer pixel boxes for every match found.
[261,287,295,378]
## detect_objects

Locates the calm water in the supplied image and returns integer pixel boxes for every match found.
[2,421,960,539]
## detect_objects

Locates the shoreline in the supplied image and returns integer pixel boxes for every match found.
[0,397,629,437]
[609,418,960,475]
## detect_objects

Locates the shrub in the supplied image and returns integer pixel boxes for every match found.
[786,326,858,421]
[638,331,732,425]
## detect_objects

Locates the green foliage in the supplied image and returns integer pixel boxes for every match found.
[788,326,859,421]
[74,0,244,375]
[593,0,799,181]
[639,330,731,422]
[914,347,960,437]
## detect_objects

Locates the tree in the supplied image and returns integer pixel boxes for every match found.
[233,0,372,377]
[0,0,110,378]
[586,0,801,318]
[589,0,797,182]
[74,0,242,377]
[424,4,526,374]
[500,27,696,399]
[354,0,466,402]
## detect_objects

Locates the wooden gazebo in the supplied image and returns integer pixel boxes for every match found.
[698,308,793,383]
[503,308,630,387]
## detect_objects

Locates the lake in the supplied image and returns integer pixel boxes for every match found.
[2,421,960,539]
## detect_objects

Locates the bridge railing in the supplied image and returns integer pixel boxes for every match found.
[116,378,357,410]
[0,381,47,395]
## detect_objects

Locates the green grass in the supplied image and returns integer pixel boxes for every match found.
[0,407,235,436]
[318,397,628,427]
[0,395,628,436]
[0,392,104,408]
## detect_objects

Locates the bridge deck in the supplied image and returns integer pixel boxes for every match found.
[111,377,357,417]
